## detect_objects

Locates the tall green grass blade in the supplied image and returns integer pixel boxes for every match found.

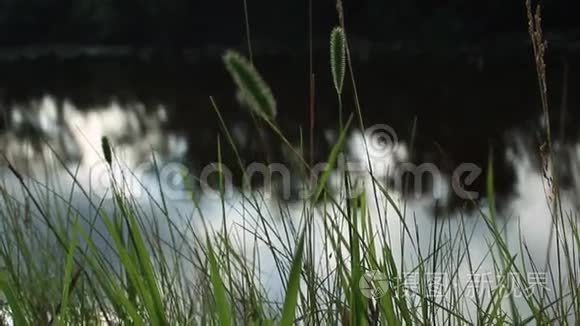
[312,115,353,202]
[75,222,144,324]
[0,272,28,326]
[57,217,80,326]
[114,194,167,324]
[346,182,364,326]
[207,240,233,326]
[280,230,306,326]
[384,247,412,325]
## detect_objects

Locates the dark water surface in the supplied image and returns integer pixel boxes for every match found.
[0,51,579,208]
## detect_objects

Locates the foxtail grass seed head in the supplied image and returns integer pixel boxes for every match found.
[330,27,346,95]
[223,50,277,120]
[101,136,112,166]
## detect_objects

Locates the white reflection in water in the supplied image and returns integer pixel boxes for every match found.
[0,99,579,321]
[3,95,184,166]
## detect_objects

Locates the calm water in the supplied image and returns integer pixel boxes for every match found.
[1,53,579,200]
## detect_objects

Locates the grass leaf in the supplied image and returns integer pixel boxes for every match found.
[0,272,28,326]
[280,230,306,326]
[57,217,80,326]
[312,115,353,202]
[207,240,233,326]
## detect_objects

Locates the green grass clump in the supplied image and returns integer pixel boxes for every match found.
[0,116,579,325]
